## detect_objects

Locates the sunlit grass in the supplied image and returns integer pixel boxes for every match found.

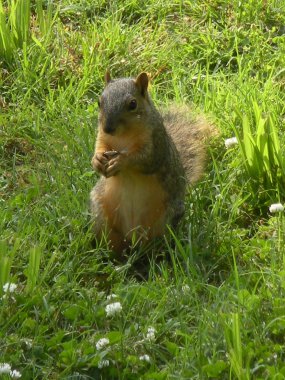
[0,0,285,378]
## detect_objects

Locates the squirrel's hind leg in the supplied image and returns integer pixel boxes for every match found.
[170,199,185,228]
[90,181,106,236]
[90,181,127,254]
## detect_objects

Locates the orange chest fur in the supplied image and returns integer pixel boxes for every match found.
[96,125,167,238]
[96,124,151,155]
[102,172,167,238]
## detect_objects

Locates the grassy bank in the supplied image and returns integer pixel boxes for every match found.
[1,0,285,379]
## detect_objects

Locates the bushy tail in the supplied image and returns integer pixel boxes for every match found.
[162,104,217,185]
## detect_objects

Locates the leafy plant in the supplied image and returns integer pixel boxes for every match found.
[234,101,285,198]
[0,0,55,65]
[0,0,31,63]
[224,313,251,380]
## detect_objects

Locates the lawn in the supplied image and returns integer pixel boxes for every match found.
[1,0,285,379]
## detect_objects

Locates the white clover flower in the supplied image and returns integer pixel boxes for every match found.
[24,339,33,349]
[96,337,110,351]
[146,326,156,341]
[105,302,122,317]
[3,283,17,293]
[225,137,238,149]
[10,369,22,378]
[98,359,109,369]
[269,203,284,213]
[106,294,117,301]
[139,354,150,362]
[182,284,190,294]
[0,363,11,374]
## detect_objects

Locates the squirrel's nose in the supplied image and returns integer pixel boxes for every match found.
[103,115,124,134]
[103,118,117,134]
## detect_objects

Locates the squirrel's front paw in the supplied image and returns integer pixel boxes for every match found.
[105,154,124,178]
[91,152,109,176]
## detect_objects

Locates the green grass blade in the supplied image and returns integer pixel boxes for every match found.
[25,246,42,292]
[0,1,14,61]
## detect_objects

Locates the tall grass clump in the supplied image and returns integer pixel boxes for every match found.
[0,0,54,65]
[234,100,285,201]
[0,0,31,63]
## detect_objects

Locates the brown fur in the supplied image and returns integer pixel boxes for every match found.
[90,73,215,253]
[91,124,168,250]
[162,104,215,184]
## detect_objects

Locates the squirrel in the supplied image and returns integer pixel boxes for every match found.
[90,72,215,253]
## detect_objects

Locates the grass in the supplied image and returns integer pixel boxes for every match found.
[1,0,285,378]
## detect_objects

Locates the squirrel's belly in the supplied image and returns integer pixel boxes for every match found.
[102,172,167,239]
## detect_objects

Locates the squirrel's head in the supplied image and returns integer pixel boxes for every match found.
[98,72,151,135]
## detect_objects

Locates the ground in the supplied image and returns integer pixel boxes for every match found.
[1,0,285,379]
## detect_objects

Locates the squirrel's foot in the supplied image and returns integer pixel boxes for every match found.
[92,150,123,178]
[105,154,125,177]
[92,152,109,176]
[171,200,185,227]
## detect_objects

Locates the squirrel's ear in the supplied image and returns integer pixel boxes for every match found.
[104,71,111,85]
[135,72,149,96]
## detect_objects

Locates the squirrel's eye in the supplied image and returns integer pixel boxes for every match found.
[128,99,137,111]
